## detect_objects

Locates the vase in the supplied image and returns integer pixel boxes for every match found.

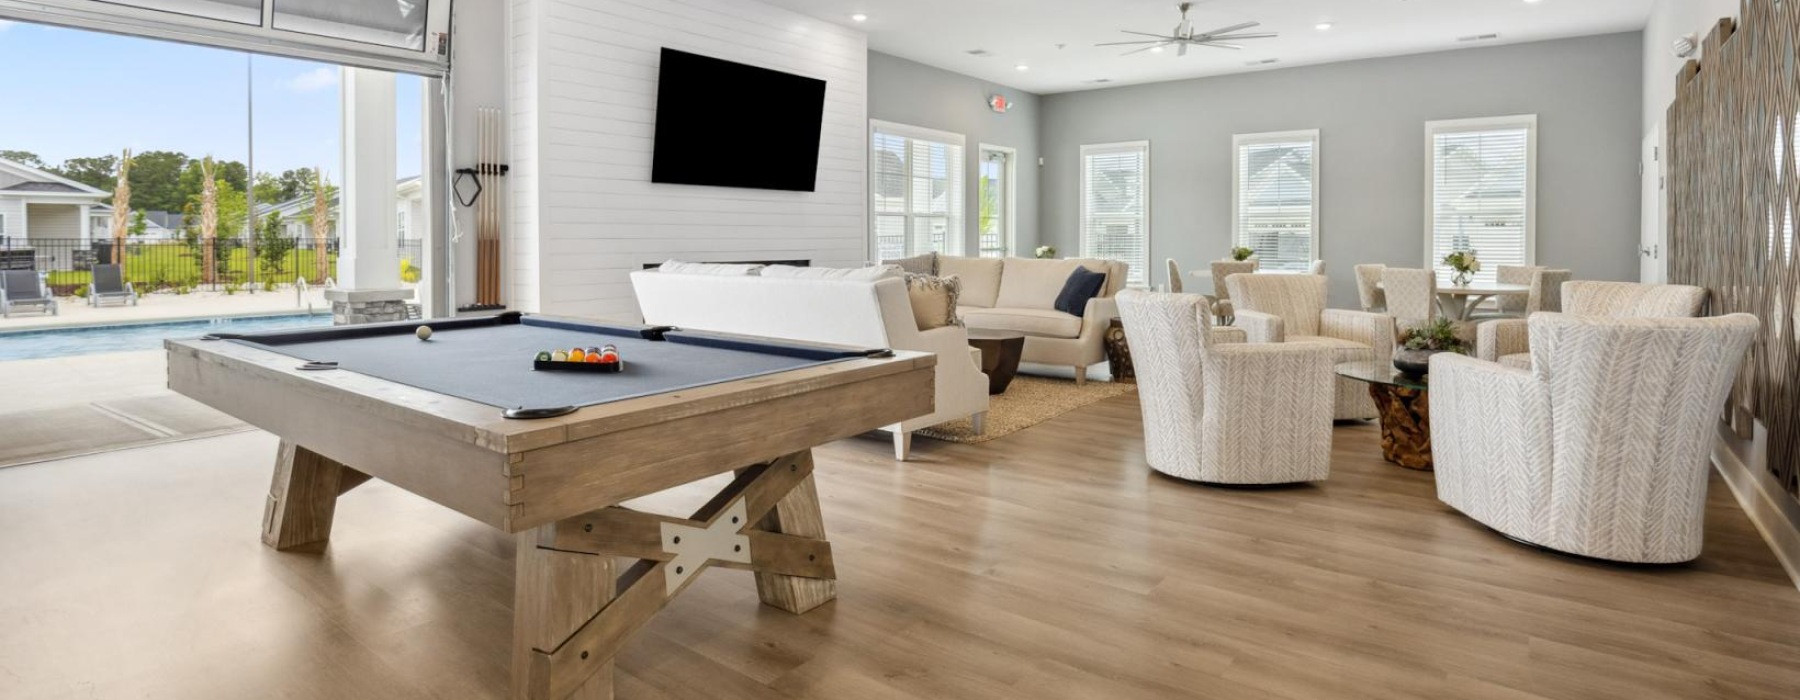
[1393,348,1441,376]
[1451,270,1472,286]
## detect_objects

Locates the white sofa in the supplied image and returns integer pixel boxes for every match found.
[630,268,990,461]
[937,256,1127,385]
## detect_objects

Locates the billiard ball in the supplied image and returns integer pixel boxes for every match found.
[600,351,619,363]
[569,348,587,362]
[551,350,569,362]
[535,351,551,362]
[584,352,603,363]
[415,325,432,341]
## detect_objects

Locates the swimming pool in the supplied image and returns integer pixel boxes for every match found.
[0,313,333,361]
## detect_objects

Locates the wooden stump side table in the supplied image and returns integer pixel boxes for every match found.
[1105,318,1135,383]
[1335,361,1433,470]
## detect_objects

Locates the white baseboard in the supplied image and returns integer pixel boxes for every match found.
[1712,424,1800,593]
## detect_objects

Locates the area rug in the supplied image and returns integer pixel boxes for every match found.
[917,376,1136,444]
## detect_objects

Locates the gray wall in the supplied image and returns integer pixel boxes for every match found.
[1039,32,1644,307]
[869,51,1042,256]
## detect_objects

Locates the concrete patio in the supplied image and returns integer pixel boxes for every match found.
[0,287,331,331]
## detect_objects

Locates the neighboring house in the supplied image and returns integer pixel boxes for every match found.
[0,157,111,260]
[256,175,423,256]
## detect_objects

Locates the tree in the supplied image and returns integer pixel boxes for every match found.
[311,168,332,284]
[52,155,119,193]
[129,150,190,213]
[200,157,218,285]
[257,211,295,276]
[110,150,133,264]
[129,209,148,237]
[0,150,45,168]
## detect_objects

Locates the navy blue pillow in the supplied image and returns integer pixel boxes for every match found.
[1054,267,1108,316]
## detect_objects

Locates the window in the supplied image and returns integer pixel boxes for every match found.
[0,213,6,235]
[1080,141,1149,287]
[1426,116,1536,286]
[871,120,965,260]
[1232,130,1319,272]
[977,145,1015,258]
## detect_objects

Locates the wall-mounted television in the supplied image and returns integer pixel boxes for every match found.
[651,48,827,193]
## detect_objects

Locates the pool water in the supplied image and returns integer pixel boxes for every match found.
[0,313,333,361]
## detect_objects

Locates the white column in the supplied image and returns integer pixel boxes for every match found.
[338,66,399,291]
[79,204,92,244]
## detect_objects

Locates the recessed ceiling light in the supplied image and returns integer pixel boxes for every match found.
[1315,22,1333,31]
[1523,0,1543,4]
[851,13,868,22]
[1149,45,1165,53]
[1015,64,1029,71]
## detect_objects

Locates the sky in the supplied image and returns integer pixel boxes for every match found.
[0,19,423,182]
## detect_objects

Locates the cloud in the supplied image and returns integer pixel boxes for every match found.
[287,67,339,93]
[0,20,16,32]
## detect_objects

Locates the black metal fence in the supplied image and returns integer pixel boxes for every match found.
[0,236,342,294]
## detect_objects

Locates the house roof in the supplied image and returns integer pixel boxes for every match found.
[0,157,109,196]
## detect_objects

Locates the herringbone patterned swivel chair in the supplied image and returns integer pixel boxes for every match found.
[1476,281,1707,369]
[1225,273,1396,420]
[1432,312,1759,563]
[1116,291,1335,485]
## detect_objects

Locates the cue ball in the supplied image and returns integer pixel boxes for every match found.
[416,325,433,341]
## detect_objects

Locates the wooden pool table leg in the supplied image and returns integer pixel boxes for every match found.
[512,533,616,700]
[744,451,837,614]
[261,440,369,551]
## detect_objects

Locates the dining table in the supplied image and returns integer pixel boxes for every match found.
[1379,278,1531,321]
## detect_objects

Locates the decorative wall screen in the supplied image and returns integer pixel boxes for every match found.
[1667,2,1800,501]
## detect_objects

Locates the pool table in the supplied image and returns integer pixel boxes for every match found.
[165,312,937,700]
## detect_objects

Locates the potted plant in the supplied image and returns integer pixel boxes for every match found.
[1394,318,1467,376]
[1230,246,1255,262]
[1034,245,1057,259]
[1442,250,1481,286]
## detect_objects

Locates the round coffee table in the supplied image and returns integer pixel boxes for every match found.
[966,329,1026,394]
[1335,361,1433,470]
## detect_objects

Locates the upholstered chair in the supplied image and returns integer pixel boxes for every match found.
[1490,265,1543,316]
[1165,258,1184,293]
[1432,312,1758,563]
[1353,264,1386,312]
[1116,290,1335,485]
[1209,259,1258,324]
[1476,281,1708,369]
[1225,273,1396,420]
[1308,260,1326,275]
[1532,269,1572,312]
[1380,267,1436,332]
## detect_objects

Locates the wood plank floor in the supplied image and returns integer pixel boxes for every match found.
[2,394,1798,700]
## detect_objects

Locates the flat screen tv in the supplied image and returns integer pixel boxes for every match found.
[651,48,827,192]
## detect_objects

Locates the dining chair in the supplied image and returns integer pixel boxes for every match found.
[1381,268,1436,332]
[1165,258,1184,293]
[1353,264,1387,312]
[1490,265,1542,317]
[1476,281,1709,369]
[1533,269,1573,312]
[1209,259,1258,324]
[1225,273,1395,420]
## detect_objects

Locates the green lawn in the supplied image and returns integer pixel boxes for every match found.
[45,246,338,291]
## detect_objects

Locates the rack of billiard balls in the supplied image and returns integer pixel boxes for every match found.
[534,344,623,373]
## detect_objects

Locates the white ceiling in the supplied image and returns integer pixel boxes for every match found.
[762,0,1656,93]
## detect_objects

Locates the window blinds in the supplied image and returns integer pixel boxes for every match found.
[871,122,964,261]
[1428,118,1535,286]
[1233,132,1319,272]
[1081,142,1149,287]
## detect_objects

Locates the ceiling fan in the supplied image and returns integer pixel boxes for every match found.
[1097,2,1278,57]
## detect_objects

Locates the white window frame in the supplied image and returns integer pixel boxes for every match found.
[0,213,7,236]
[869,119,967,260]
[976,143,1017,258]
[1079,140,1151,287]
[1423,115,1538,278]
[1231,129,1320,272]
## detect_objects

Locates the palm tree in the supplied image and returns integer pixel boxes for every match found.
[200,157,218,285]
[110,149,133,264]
[311,167,330,284]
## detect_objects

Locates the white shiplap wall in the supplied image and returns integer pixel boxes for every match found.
[508,0,868,319]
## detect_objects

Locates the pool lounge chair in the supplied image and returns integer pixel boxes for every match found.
[0,270,58,318]
[88,264,137,307]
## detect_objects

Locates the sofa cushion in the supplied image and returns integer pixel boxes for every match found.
[1054,267,1107,316]
[905,274,962,331]
[1288,335,1375,363]
[940,256,1004,308]
[1065,258,1122,296]
[962,307,1082,338]
[996,258,1080,310]
[659,260,763,276]
[884,252,937,276]
[762,264,902,281]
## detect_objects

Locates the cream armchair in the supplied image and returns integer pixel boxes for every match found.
[1225,273,1395,420]
[1476,281,1708,369]
[1432,313,1758,563]
[1116,290,1334,485]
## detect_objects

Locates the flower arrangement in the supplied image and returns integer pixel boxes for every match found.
[1442,250,1481,285]
[1400,318,1468,354]
[1230,246,1255,262]
[1034,245,1057,259]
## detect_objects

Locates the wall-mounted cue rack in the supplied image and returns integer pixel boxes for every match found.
[458,107,509,311]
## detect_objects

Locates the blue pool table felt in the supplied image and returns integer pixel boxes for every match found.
[228,318,867,413]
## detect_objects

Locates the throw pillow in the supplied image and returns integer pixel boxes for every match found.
[659,260,764,276]
[1053,266,1107,316]
[761,264,903,281]
[905,273,963,331]
[886,252,939,276]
